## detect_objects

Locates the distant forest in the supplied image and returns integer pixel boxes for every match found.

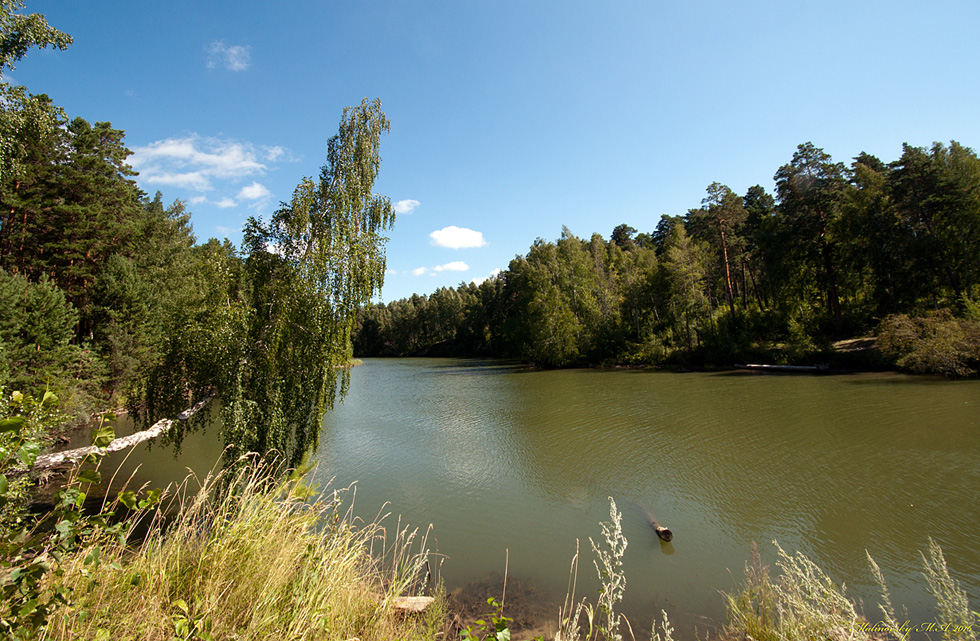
[354,142,980,375]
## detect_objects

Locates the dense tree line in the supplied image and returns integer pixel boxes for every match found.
[355,142,980,374]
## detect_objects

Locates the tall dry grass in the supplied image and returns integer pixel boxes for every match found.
[45,456,443,641]
[719,539,980,641]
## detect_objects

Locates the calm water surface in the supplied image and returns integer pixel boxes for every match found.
[107,358,980,639]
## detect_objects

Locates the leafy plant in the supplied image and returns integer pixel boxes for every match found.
[460,597,513,641]
[0,387,161,640]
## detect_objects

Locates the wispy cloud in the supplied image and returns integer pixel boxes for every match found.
[393,199,420,214]
[429,226,488,249]
[130,135,280,192]
[411,267,429,276]
[215,197,236,209]
[207,41,251,71]
[433,261,469,272]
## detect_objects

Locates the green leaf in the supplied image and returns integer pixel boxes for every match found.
[18,441,40,465]
[41,390,59,407]
[0,474,7,495]
[92,423,115,448]
[498,628,511,641]
[118,490,137,510]
[84,546,100,566]
[77,469,101,485]
[139,488,162,508]
[0,415,27,433]
[18,597,38,617]
[11,390,24,404]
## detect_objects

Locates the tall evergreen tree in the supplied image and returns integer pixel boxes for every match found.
[774,142,849,333]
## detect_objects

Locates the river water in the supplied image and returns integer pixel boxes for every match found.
[103,358,980,639]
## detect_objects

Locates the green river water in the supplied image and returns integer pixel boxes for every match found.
[101,358,980,639]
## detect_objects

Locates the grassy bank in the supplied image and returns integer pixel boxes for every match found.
[43,459,445,641]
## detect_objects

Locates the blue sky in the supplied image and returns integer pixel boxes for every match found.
[11,0,980,301]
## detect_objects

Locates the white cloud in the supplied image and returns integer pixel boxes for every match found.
[215,197,236,208]
[411,267,429,276]
[385,269,397,276]
[265,146,284,162]
[429,226,488,249]
[238,181,271,200]
[433,261,469,272]
[393,199,420,214]
[471,268,502,286]
[145,170,211,191]
[207,41,251,71]
[130,136,281,194]
[189,196,208,205]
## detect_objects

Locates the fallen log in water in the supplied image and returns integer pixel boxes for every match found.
[30,394,215,472]
[641,506,673,542]
[734,363,828,373]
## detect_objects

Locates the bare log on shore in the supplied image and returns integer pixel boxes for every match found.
[31,394,216,472]
[641,506,673,542]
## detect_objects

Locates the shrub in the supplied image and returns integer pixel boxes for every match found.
[877,311,980,376]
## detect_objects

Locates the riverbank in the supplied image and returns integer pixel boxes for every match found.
[39,459,449,641]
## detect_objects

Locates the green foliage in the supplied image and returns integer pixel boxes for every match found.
[877,311,980,376]
[0,387,162,640]
[0,270,80,390]
[0,0,70,74]
[460,597,513,641]
[0,386,59,532]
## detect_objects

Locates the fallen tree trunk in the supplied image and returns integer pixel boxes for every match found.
[31,394,215,472]
[641,506,673,542]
